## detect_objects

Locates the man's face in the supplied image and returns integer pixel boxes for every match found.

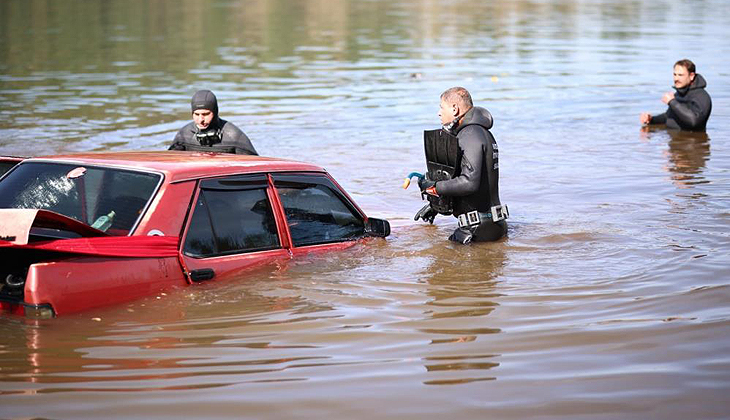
[193,109,214,129]
[673,65,695,89]
[439,100,457,125]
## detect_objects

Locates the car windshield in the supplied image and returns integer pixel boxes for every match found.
[0,161,161,235]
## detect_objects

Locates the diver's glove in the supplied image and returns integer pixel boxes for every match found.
[418,176,438,196]
[418,175,434,191]
[414,204,438,224]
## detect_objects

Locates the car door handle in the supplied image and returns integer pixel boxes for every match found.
[189,268,215,282]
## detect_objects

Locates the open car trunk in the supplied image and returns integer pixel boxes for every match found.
[0,209,184,316]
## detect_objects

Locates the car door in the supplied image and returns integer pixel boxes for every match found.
[271,173,367,256]
[179,174,291,283]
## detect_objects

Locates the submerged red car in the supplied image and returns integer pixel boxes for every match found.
[0,151,390,317]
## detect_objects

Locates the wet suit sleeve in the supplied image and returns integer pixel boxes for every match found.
[435,126,483,197]
[668,97,708,130]
[168,127,187,150]
[649,112,667,125]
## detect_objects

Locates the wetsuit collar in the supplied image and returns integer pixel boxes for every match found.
[194,117,224,146]
[442,108,470,133]
[194,116,223,134]
[674,84,690,97]
[454,106,494,134]
[674,73,707,97]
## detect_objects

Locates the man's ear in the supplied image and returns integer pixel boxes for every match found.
[690,72,696,82]
[451,103,460,118]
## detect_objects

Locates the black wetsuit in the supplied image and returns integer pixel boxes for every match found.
[650,74,712,131]
[169,118,258,155]
[435,106,506,243]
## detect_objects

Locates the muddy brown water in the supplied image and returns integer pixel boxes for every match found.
[1,1,729,419]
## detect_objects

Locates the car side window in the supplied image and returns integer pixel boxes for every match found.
[183,184,280,258]
[274,175,365,247]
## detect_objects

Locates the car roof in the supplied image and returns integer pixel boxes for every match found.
[23,151,327,183]
[0,155,26,163]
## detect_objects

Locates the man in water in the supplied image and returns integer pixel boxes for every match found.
[640,59,712,131]
[417,87,507,244]
[169,90,258,155]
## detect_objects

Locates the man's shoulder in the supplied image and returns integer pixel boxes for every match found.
[696,86,712,100]
[173,121,197,142]
[220,120,249,139]
[682,85,712,104]
[458,124,492,143]
[177,121,197,133]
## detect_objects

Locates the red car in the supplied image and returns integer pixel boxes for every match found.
[0,151,390,317]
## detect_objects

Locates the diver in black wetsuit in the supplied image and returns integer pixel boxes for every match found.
[416,87,507,244]
[640,59,712,131]
[169,90,258,155]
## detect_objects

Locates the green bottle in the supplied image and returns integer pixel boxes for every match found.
[91,210,115,231]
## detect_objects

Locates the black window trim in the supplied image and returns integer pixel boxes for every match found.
[198,174,269,191]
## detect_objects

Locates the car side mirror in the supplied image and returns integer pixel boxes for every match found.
[365,217,390,238]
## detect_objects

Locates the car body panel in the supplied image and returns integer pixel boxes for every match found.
[181,249,293,284]
[25,256,187,315]
[135,180,196,237]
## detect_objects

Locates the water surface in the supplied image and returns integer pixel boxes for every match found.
[1,0,729,419]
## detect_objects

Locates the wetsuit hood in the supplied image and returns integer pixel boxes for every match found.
[191,89,219,118]
[456,106,493,133]
[675,73,707,97]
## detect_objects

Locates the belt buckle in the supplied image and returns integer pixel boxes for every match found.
[490,205,509,222]
[458,210,480,228]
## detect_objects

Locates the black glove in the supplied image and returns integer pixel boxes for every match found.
[414,204,437,224]
[418,175,436,193]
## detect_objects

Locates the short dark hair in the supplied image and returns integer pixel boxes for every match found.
[674,59,696,74]
[440,87,473,109]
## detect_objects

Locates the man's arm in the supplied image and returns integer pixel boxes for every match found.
[435,126,483,197]
[168,127,188,150]
[668,98,705,130]
[649,112,667,125]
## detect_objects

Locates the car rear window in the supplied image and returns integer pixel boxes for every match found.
[0,161,161,235]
